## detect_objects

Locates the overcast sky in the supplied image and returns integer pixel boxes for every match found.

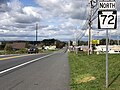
[0,0,119,41]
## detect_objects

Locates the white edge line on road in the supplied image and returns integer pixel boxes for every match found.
[0,53,56,75]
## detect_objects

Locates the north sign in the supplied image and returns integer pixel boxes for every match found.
[99,1,116,10]
[98,10,117,29]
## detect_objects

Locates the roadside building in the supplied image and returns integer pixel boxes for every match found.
[12,43,26,50]
[44,45,56,50]
[5,42,27,50]
[95,45,120,54]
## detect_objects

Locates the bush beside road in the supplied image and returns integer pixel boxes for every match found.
[68,52,120,90]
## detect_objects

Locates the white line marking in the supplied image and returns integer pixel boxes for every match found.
[0,53,56,75]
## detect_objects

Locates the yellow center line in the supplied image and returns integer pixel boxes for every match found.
[0,54,33,61]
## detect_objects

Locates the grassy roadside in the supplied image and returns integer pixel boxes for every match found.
[68,52,120,90]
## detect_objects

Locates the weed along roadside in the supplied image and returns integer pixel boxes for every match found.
[68,52,120,90]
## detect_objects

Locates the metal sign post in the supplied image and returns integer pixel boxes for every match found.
[106,29,109,88]
[98,0,117,88]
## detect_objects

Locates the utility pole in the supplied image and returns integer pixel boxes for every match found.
[88,0,98,55]
[88,0,93,55]
[36,23,38,46]
[75,33,78,54]
[75,26,78,54]
[88,20,92,55]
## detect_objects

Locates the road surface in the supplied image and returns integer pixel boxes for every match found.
[0,51,70,90]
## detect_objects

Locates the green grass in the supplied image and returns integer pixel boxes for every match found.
[68,52,120,90]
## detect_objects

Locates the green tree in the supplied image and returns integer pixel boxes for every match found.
[100,38,106,45]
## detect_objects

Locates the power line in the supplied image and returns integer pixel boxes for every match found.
[77,19,89,40]
[76,2,90,41]
[71,0,98,46]
[88,0,98,55]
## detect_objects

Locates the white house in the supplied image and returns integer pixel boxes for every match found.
[44,46,56,50]
[95,45,120,54]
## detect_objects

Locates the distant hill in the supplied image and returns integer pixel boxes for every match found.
[0,39,66,49]
[41,39,66,48]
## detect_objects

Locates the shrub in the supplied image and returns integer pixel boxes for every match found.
[17,48,27,54]
[4,45,13,52]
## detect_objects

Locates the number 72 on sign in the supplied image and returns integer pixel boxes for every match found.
[98,10,117,29]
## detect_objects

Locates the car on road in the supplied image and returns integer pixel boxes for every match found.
[27,47,39,54]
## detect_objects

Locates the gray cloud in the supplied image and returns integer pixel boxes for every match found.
[14,14,40,24]
[35,0,89,20]
[0,0,10,12]
[0,0,119,41]
[0,33,48,37]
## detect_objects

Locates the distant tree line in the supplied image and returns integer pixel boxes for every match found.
[69,38,120,46]
[41,39,66,48]
[100,38,119,45]
[0,39,66,50]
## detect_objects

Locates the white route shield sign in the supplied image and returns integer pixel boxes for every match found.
[98,10,117,29]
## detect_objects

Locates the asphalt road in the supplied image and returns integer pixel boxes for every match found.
[0,50,70,90]
[0,53,49,71]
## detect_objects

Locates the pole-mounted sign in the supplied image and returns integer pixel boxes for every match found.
[99,1,116,10]
[98,1,117,29]
[98,0,117,88]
